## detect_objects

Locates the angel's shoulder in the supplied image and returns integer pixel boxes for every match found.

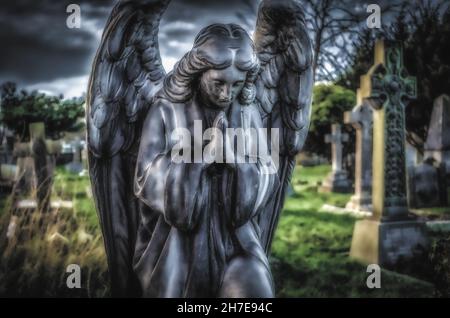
[150,95,177,115]
[242,103,264,128]
[147,95,190,126]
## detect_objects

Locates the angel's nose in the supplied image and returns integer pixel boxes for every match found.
[219,85,232,101]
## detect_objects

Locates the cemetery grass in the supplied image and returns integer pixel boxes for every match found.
[0,168,109,297]
[271,165,439,298]
[0,165,445,297]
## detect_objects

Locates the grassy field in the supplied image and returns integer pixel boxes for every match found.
[271,165,440,297]
[0,165,448,297]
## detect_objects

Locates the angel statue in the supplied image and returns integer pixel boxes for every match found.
[87,0,313,297]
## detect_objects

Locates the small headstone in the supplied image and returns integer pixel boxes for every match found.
[65,138,84,174]
[0,129,17,194]
[424,95,450,180]
[0,127,14,165]
[405,141,421,167]
[408,158,448,208]
[320,124,352,193]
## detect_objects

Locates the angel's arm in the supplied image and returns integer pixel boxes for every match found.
[224,107,279,228]
[134,102,204,231]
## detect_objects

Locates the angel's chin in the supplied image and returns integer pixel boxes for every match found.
[212,100,232,109]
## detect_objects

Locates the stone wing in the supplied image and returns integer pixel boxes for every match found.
[86,0,169,296]
[253,0,314,253]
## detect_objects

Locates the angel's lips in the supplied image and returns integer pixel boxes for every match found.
[216,99,232,105]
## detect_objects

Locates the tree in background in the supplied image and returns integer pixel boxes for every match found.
[302,0,398,81]
[0,82,85,141]
[399,1,450,150]
[237,0,398,82]
[304,84,355,157]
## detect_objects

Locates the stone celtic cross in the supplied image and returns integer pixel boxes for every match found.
[360,40,417,220]
[350,39,428,267]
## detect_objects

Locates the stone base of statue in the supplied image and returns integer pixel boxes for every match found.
[345,193,372,212]
[350,218,429,266]
[320,170,352,193]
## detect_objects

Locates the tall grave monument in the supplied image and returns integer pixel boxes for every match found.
[344,96,373,211]
[350,40,429,266]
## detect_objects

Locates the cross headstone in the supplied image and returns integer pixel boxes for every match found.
[424,94,450,180]
[344,99,373,211]
[320,124,352,193]
[13,122,62,212]
[408,158,448,208]
[65,138,84,174]
[350,40,429,267]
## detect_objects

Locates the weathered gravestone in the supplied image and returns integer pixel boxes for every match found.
[405,141,421,167]
[0,129,16,193]
[297,152,328,167]
[424,95,450,180]
[344,99,373,211]
[408,158,448,208]
[350,40,429,267]
[320,124,352,193]
[65,138,84,174]
[0,128,14,164]
[13,123,62,212]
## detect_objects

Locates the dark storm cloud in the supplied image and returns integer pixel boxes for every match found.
[0,0,259,97]
[159,0,258,71]
[0,0,113,86]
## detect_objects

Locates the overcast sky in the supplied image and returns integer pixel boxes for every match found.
[3,0,443,99]
[0,0,259,98]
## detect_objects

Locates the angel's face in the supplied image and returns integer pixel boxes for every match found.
[199,64,247,109]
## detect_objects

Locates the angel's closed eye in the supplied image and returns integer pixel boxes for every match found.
[233,81,244,87]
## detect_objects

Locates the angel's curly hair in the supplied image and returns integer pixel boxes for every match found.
[163,23,260,105]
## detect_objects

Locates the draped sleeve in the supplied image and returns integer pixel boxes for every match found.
[134,100,204,231]
[223,105,280,228]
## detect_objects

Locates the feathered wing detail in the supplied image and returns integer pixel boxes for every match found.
[86,0,169,296]
[253,0,314,254]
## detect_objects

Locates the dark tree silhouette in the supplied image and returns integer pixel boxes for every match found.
[0,82,85,141]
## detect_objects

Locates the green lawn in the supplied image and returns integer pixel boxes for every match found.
[1,165,447,297]
[271,165,438,297]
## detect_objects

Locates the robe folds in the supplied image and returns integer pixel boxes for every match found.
[133,92,279,297]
